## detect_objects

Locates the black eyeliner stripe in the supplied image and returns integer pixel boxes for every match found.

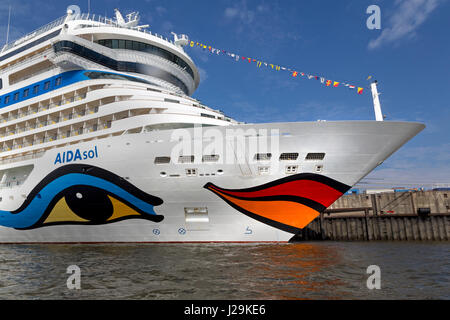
[204,173,351,195]
[12,164,163,214]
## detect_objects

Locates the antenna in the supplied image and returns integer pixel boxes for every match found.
[5,5,11,45]
[88,0,91,14]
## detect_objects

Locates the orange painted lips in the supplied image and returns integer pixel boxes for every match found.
[204,173,350,234]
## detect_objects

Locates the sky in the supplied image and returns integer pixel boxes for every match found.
[0,0,449,188]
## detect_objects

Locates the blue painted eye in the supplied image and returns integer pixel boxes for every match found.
[0,165,164,229]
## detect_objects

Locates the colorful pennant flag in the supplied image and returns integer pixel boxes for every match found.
[187,38,366,96]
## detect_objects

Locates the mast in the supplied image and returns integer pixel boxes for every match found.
[371,80,384,121]
[5,5,11,45]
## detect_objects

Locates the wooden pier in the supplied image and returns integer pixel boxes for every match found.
[292,190,450,241]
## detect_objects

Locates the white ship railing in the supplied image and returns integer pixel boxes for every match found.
[1,12,181,58]
[1,15,67,53]
[0,150,45,167]
[0,48,54,73]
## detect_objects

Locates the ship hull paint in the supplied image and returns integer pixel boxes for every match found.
[0,120,425,243]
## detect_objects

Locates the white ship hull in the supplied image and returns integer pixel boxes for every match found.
[0,120,424,243]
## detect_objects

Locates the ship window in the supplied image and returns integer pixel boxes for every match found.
[4,96,10,104]
[164,98,180,104]
[285,165,298,174]
[125,40,133,50]
[118,39,126,49]
[279,153,299,161]
[186,169,197,177]
[254,153,272,161]
[0,78,2,90]
[111,39,119,49]
[315,165,323,172]
[202,154,220,162]
[103,39,112,48]
[201,113,215,119]
[154,156,171,164]
[84,71,156,86]
[55,77,62,86]
[13,92,19,101]
[178,155,194,163]
[44,81,50,90]
[305,153,325,160]
[23,88,29,98]
[258,166,270,175]
[33,85,39,94]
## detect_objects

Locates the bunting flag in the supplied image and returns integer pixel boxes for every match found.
[189,39,366,95]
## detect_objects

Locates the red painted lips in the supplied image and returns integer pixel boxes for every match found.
[204,173,350,234]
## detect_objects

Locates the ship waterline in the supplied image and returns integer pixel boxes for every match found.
[0,9,424,242]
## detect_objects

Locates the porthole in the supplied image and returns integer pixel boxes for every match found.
[160,172,167,177]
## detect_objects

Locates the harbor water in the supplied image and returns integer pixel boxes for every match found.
[0,242,448,300]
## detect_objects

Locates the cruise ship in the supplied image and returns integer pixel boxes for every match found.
[0,9,424,243]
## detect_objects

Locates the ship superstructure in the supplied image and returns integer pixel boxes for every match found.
[0,9,424,243]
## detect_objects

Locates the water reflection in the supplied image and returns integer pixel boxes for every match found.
[0,242,448,299]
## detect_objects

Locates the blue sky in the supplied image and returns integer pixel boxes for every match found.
[1,0,449,188]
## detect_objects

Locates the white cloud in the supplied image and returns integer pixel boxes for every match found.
[224,7,239,19]
[156,6,167,16]
[361,143,450,188]
[223,1,255,25]
[368,0,441,50]
[197,66,208,83]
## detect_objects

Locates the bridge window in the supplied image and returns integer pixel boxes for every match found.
[96,39,195,80]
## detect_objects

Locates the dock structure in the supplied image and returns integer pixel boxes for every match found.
[293,190,450,241]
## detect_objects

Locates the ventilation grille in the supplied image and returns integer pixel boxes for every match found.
[202,154,220,162]
[178,155,195,163]
[305,153,325,160]
[254,153,272,161]
[279,153,299,161]
[154,156,170,164]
